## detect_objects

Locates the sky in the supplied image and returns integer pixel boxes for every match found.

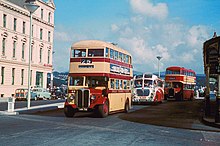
[53,0,220,74]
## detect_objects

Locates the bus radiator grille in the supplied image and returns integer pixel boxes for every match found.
[76,89,90,108]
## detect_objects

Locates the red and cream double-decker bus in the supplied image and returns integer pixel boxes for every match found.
[165,66,196,101]
[132,73,164,103]
[64,40,133,118]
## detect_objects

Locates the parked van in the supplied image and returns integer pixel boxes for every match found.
[14,88,37,101]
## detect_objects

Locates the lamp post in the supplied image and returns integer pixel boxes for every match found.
[156,56,162,78]
[24,0,39,109]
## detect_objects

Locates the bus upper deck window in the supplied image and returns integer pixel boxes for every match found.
[110,49,114,59]
[125,55,129,63]
[115,51,118,60]
[74,49,86,57]
[105,48,109,57]
[88,49,104,57]
[119,52,123,61]
[123,54,126,62]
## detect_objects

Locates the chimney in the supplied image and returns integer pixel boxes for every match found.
[213,32,217,38]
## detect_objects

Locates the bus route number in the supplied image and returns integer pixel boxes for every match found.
[81,59,92,64]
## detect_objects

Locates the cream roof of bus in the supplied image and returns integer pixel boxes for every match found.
[72,40,131,56]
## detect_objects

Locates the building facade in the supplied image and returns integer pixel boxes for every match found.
[0,0,55,97]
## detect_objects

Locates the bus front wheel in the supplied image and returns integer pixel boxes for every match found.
[64,105,75,117]
[98,100,109,118]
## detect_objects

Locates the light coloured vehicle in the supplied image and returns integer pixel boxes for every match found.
[15,88,38,101]
[32,88,51,100]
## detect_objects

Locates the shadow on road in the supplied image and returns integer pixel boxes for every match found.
[119,100,220,132]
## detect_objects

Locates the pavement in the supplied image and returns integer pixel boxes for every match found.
[0,97,219,131]
[0,97,64,115]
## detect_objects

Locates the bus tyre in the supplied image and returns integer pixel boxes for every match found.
[64,105,75,117]
[124,101,129,113]
[98,100,109,118]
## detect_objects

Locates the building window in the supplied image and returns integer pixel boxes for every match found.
[3,14,6,28]
[41,9,44,19]
[12,68,15,85]
[2,38,6,56]
[31,45,33,61]
[40,48,42,63]
[48,50,50,64]
[21,69,24,85]
[40,28,43,40]
[13,41,16,58]
[48,31,51,42]
[22,43,25,59]
[23,21,26,34]
[14,18,17,31]
[48,12,51,23]
[1,67,5,85]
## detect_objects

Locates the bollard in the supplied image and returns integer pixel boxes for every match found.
[8,97,15,112]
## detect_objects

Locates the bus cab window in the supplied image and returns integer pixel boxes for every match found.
[69,77,83,86]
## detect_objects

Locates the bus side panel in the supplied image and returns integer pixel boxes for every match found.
[108,93,121,112]
[109,92,128,112]
[183,90,193,99]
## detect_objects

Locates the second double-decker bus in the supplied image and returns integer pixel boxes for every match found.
[165,66,196,101]
[132,73,164,103]
[64,40,133,118]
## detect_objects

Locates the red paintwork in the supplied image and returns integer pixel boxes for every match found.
[166,66,196,75]
[165,66,196,100]
[107,89,131,93]
[69,73,132,80]
[154,88,164,102]
[165,76,184,82]
[65,88,108,109]
[164,87,193,100]
[70,57,132,68]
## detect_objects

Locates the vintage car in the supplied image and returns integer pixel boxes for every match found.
[14,88,38,101]
[51,88,66,99]
[32,88,51,100]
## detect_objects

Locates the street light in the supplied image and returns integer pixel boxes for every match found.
[156,56,162,78]
[24,0,39,109]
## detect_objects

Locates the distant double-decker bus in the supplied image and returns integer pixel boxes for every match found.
[64,40,133,118]
[165,66,196,101]
[132,73,164,103]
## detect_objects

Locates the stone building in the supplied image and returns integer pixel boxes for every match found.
[0,0,55,97]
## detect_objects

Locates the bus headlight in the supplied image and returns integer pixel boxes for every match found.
[90,95,96,100]
[70,93,75,100]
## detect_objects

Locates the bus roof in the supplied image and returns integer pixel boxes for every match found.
[72,40,131,56]
[166,66,195,74]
